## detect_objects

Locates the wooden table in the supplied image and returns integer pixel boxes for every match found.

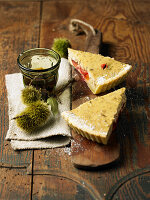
[0,0,150,199]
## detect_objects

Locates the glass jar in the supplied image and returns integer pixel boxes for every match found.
[17,48,60,97]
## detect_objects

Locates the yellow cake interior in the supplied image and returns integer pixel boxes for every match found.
[62,88,126,144]
[68,48,132,94]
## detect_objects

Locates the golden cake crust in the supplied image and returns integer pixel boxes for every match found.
[62,88,126,144]
[68,48,132,94]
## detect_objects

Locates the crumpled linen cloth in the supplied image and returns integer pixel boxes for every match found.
[5,58,71,150]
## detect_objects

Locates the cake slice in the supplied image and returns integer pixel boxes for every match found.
[62,88,126,144]
[68,48,132,94]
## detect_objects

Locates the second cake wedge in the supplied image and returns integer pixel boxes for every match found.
[62,88,126,145]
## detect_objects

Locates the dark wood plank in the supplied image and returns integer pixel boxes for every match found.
[0,168,31,200]
[33,1,105,199]
[0,1,40,166]
[71,131,120,169]
[106,167,150,200]
[18,0,150,199]
[0,2,41,199]
[70,29,120,169]
[30,149,102,200]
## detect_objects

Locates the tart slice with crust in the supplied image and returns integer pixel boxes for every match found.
[62,88,126,145]
[68,48,132,94]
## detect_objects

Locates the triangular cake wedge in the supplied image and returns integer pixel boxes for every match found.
[62,88,126,144]
[68,48,132,94]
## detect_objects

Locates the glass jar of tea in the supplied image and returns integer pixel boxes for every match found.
[17,48,60,98]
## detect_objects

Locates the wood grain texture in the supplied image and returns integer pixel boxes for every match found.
[0,168,31,200]
[32,0,150,199]
[0,1,40,166]
[30,149,102,200]
[0,0,149,199]
[71,131,120,169]
[0,2,40,199]
[106,167,150,200]
[71,31,120,169]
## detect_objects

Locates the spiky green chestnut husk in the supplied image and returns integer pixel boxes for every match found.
[52,38,71,58]
[16,101,50,133]
[21,86,41,105]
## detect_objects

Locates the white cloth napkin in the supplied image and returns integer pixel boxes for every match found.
[5,58,71,150]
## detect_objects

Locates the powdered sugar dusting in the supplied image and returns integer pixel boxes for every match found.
[99,131,107,136]
[54,138,88,157]
[63,112,95,131]
[123,64,132,71]
[63,147,72,155]
[96,76,106,85]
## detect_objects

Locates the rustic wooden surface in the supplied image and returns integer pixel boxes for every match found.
[71,31,121,169]
[0,0,150,200]
[71,130,120,169]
